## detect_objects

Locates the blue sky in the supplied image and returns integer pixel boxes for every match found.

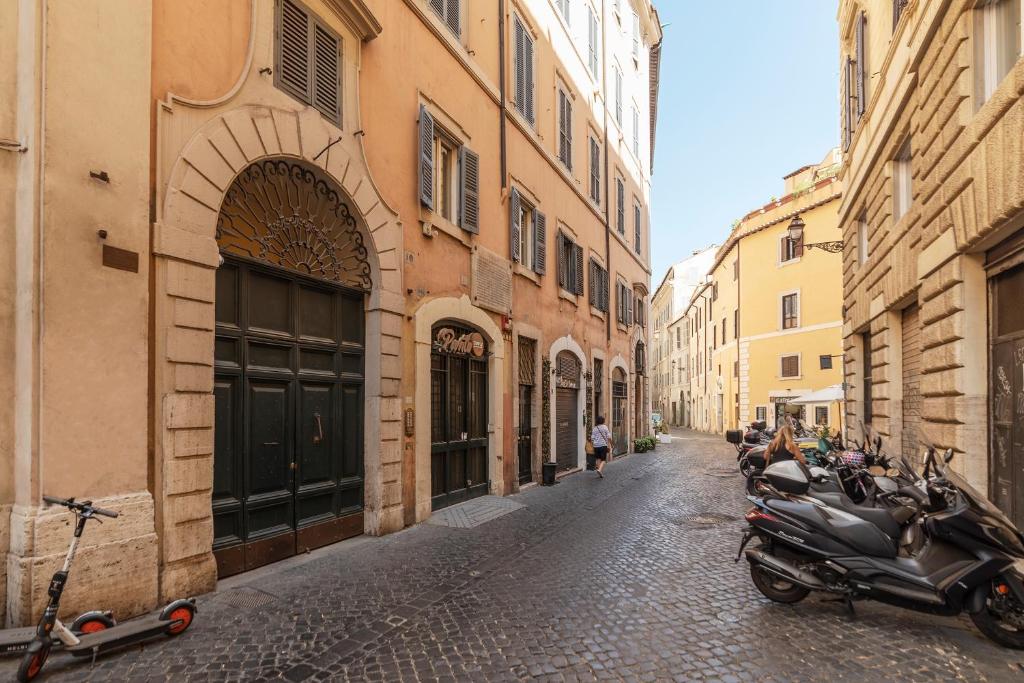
[650,1,840,281]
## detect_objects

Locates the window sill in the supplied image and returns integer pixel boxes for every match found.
[617,322,628,333]
[513,263,541,286]
[590,306,606,320]
[421,212,471,248]
[778,257,801,268]
[558,289,579,306]
[778,376,803,382]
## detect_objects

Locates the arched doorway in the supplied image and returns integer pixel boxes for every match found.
[611,367,628,455]
[429,321,489,510]
[634,342,647,441]
[554,351,581,471]
[212,159,371,577]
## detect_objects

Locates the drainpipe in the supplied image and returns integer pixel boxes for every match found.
[600,0,611,344]
[736,240,741,425]
[498,0,507,189]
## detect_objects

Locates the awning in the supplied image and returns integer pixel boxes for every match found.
[790,385,844,405]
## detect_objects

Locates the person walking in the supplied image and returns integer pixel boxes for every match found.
[591,416,612,478]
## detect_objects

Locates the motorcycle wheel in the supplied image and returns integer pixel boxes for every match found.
[970,588,1024,649]
[739,457,752,478]
[750,563,810,604]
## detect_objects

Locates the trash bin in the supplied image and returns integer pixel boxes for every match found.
[542,461,557,486]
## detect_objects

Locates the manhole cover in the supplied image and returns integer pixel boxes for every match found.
[678,513,737,526]
[214,586,278,609]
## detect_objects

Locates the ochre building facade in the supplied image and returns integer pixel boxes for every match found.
[0,0,660,625]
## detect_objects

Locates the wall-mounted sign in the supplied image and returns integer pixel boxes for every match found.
[433,327,486,357]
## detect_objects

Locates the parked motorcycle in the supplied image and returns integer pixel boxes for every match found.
[738,448,1024,648]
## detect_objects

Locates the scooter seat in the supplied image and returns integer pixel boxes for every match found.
[808,491,903,539]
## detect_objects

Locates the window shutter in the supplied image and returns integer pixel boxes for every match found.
[602,269,610,313]
[615,69,623,125]
[418,105,434,209]
[794,234,804,258]
[855,12,866,120]
[524,32,535,125]
[588,8,598,74]
[589,260,598,307]
[533,209,547,275]
[514,18,526,117]
[509,187,521,262]
[429,0,444,16]
[616,283,623,323]
[278,0,311,102]
[445,0,460,36]
[312,24,341,123]
[626,293,633,326]
[590,138,600,203]
[616,179,624,233]
[574,244,584,295]
[459,146,480,233]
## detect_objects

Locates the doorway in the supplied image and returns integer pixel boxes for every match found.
[990,260,1024,528]
[555,352,581,471]
[612,368,628,455]
[517,337,536,485]
[430,322,489,510]
[212,258,365,577]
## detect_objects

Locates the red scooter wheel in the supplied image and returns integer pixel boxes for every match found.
[17,641,51,682]
[160,599,196,636]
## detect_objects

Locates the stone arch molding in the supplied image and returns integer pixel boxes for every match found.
[151,104,405,601]
[548,336,588,471]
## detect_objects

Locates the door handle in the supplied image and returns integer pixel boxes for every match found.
[263,441,280,446]
[313,412,324,445]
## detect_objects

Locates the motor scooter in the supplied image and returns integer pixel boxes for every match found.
[17,496,196,682]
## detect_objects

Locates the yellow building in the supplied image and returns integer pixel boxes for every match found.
[686,151,845,434]
[837,0,1024,528]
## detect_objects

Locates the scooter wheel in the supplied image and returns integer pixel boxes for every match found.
[750,562,810,604]
[970,596,1024,649]
[70,611,115,634]
[739,458,752,478]
[17,641,51,683]
[160,599,196,636]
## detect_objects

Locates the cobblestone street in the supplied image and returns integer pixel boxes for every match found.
[8,430,1024,682]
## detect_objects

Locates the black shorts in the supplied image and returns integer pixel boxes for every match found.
[594,446,609,461]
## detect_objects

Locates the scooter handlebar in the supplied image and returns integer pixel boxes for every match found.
[91,506,119,518]
[41,495,119,518]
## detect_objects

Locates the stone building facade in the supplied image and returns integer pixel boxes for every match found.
[0,0,660,625]
[837,0,1024,528]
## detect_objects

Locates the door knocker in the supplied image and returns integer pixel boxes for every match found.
[313,412,324,445]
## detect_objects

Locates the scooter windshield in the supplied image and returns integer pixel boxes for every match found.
[937,458,1019,531]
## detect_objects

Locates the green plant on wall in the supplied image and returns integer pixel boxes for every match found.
[584,370,594,433]
[541,359,551,459]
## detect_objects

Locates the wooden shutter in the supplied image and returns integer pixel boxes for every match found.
[525,32,535,124]
[616,179,624,233]
[589,260,598,307]
[782,355,799,378]
[312,24,341,123]
[841,57,850,150]
[855,12,866,120]
[429,0,444,16]
[514,18,526,118]
[445,0,460,36]
[509,187,521,262]
[615,68,623,124]
[590,138,600,203]
[459,147,480,233]
[574,244,584,295]
[626,292,633,326]
[278,0,311,101]
[602,269,610,312]
[634,204,641,253]
[533,209,547,275]
[794,233,804,258]
[418,105,434,209]
[588,8,598,73]
[556,233,566,289]
[616,283,623,323]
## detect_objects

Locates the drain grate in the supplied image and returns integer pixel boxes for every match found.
[677,513,737,526]
[214,586,279,610]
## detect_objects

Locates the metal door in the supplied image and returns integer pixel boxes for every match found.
[555,387,579,470]
[431,323,489,510]
[901,304,922,461]
[990,262,1024,528]
[518,385,533,484]
[213,258,364,577]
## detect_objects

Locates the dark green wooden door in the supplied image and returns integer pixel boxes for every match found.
[213,257,365,577]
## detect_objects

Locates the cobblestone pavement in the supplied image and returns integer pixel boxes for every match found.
[7,430,1024,682]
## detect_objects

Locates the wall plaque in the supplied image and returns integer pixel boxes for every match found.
[102,244,139,273]
[471,245,513,315]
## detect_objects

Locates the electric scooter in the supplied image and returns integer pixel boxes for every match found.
[17,496,197,682]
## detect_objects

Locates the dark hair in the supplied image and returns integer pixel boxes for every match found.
[595,415,606,425]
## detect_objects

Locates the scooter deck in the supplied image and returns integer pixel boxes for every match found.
[66,614,173,657]
[0,626,36,655]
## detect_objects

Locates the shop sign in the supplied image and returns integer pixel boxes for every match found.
[434,328,486,357]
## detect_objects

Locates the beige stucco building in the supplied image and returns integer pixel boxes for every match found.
[837,0,1024,529]
[0,0,660,626]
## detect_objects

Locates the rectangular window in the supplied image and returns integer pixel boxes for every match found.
[734,309,739,340]
[782,293,799,330]
[756,406,767,422]
[863,332,874,423]
[815,405,829,425]
[855,11,867,120]
[675,327,680,349]
[589,259,609,312]
[558,88,573,170]
[713,327,717,349]
[781,354,800,378]
[975,0,1021,107]
[508,187,546,274]
[556,0,570,24]
[632,105,640,157]
[557,232,584,296]
[631,11,640,60]
[428,0,461,36]
[418,107,479,232]
[589,137,601,204]
[733,259,739,280]
[616,177,625,234]
[513,16,536,125]
[722,318,726,344]
[275,0,343,124]
[780,234,803,262]
[858,213,870,265]
[893,138,912,222]
[633,201,642,254]
[434,134,458,223]
[734,360,739,378]
[893,0,909,31]
[614,67,624,126]
[587,7,600,75]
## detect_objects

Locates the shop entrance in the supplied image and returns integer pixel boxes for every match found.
[990,259,1024,529]
[555,352,581,471]
[430,322,489,510]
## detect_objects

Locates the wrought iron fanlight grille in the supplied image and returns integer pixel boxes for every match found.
[216,159,372,290]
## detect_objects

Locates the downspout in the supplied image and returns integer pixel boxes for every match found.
[600,0,611,343]
[498,0,507,189]
[736,240,741,425]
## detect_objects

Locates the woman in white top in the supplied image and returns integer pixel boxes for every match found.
[591,415,612,478]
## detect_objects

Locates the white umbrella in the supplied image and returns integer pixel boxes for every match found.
[789,384,844,405]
